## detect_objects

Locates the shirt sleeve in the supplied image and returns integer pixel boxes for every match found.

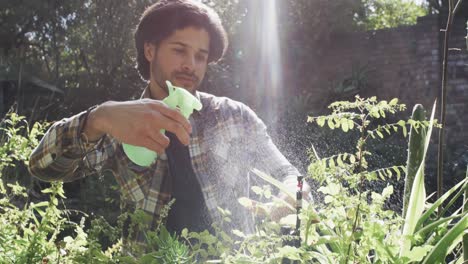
[28,110,115,182]
[241,104,301,185]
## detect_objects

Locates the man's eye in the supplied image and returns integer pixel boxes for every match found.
[173,48,185,54]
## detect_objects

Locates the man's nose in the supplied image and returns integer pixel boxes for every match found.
[181,54,196,72]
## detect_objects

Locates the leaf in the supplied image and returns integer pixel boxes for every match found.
[251,186,263,195]
[322,182,340,196]
[341,119,349,132]
[389,98,399,106]
[348,119,354,130]
[327,119,335,130]
[41,187,53,194]
[422,214,468,264]
[342,153,349,162]
[277,246,303,261]
[393,166,402,180]
[238,197,253,208]
[386,169,392,178]
[371,108,381,118]
[317,117,325,127]
[369,171,378,181]
[384,126,391,135]
[181,228,188,238]
[399,101,436,257]
[416,178,467,230]
[415,215,462,240]
[402,245,433,262]
[378,170,385,180]
[30,201,49,209]
[382,185,394,198]
[380,110,386,118]
[337,155,344,167]
[231,229,246,238]
[376,130,384,138]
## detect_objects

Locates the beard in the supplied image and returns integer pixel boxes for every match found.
[151,58,202,95]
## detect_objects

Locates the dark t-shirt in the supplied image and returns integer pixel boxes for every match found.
[164,132,212,235]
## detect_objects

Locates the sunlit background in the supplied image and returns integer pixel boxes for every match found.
[0,1,467,259]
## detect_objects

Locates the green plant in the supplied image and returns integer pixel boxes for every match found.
[0,113,84,263]
[403,104,427,218]
[0,112,46,176]
[234,97,466,263]
[301,98,465,263]
[0,113,126,263]
[398,101,467,263]
[185,96,450,263]
[2,99,467,263]
[140,226,193,264]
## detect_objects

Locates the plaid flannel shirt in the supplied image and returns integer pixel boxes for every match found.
[28,88,300,244]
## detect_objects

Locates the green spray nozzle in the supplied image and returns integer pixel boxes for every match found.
[122,81,202,166]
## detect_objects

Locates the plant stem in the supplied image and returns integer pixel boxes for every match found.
[345,109,367,263]
[463,167,468,262]
[437,0,454,214]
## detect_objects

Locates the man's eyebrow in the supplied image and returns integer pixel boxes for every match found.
[169,41,209,54]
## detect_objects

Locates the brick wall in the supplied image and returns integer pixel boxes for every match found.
[310,14,467,149]
[445,17,468,149]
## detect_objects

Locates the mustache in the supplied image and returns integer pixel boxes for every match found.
[174,72,199,82]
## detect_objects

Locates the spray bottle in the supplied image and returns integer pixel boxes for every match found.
[122,80,202,166]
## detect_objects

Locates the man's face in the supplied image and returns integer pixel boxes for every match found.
[146,26,210,94]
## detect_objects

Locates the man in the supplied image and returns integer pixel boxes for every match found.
[29,0,308,251]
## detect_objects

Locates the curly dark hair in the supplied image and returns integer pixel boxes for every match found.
[134,0,228,80]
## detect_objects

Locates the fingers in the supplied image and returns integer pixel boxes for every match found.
[139,136,167,155]
[151,102,192,134]
[153,113,191,145]
[270,205,293,222]
[147,130,170,149]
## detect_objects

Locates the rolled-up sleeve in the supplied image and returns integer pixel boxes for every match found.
[28,110,110,182]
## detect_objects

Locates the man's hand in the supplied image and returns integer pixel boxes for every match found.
[270,181,311,222]
[244,181,312,222]
[84,99,192,155]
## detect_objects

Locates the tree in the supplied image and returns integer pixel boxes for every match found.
[1,0,154,118]
[360,0,428,30]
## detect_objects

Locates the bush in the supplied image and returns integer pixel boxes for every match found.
[1,96,466,263]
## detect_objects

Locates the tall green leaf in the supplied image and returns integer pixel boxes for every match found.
[399,101,436,257]
[403,104,426,218]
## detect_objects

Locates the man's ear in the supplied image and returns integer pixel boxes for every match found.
[144,42,157,62]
